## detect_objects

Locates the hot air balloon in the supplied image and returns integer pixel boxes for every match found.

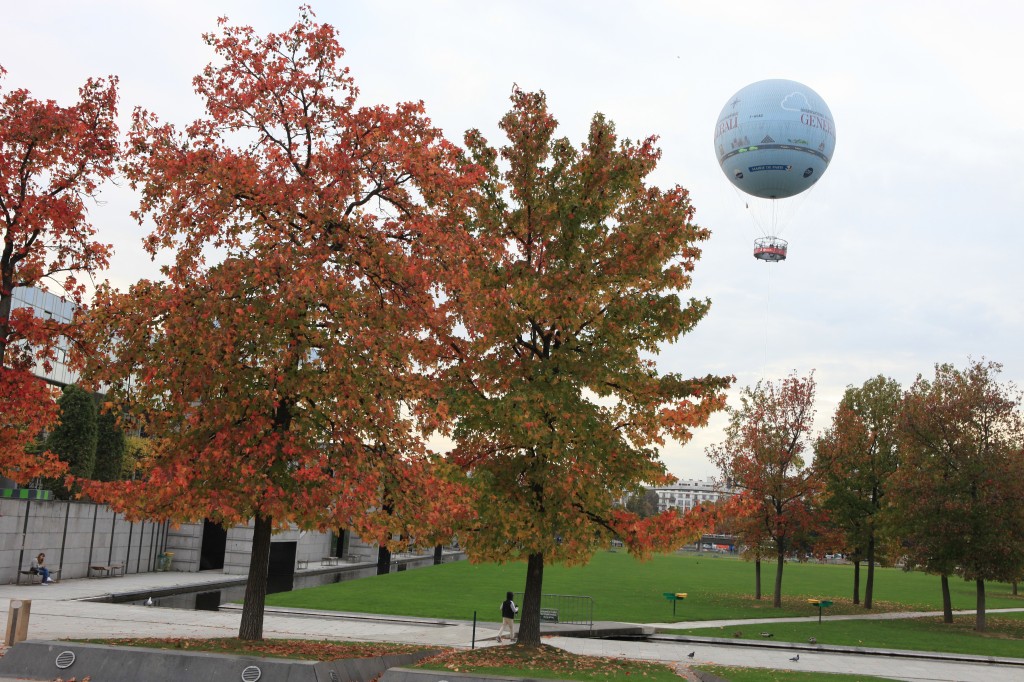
[714,79,836,261]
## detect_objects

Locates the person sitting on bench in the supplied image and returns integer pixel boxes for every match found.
[30,552,54,584]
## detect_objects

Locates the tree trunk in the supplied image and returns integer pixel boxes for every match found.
[336,529,350,558]
[754,559,762,600]
[433,544,443,565]
[852,559,861,605]
[773,542,785,608]
[238,513,272,641]
[940,574,953,624]
[865,534,876,610]
[0,287,13,364]
[1013,580,1018,596]
[975,579,986,632]
[517,552,545,647]
[376,545,392,575]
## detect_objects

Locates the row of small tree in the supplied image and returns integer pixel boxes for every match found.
[710,361,1024,631]
[0,11,726,644]
[36,384,129,496]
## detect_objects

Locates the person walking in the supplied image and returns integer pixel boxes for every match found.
[497,591,518,643]
[31,553,53,584]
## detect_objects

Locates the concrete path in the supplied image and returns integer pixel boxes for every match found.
[551,635,1024,682]
[0,570,499,648]
[2,571,1023,681]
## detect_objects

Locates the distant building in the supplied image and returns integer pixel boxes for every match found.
[9,286,78,387]
[649,478,734,513]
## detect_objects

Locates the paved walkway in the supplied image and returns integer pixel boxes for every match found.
[2,571,1023,681]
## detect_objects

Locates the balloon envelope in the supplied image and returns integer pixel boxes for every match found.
[714,79,836,200]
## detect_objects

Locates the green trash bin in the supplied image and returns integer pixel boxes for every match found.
[157,552,174,572]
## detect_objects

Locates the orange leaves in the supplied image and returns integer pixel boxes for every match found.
[707,372,823,558]
[608,507,712,559]
[891,360,1024,582]
[74,11,483,545]
[0,69,119,465]
[0,367,66,483]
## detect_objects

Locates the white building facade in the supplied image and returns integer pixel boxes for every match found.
[649,478,734,513]
[9,285,79,386]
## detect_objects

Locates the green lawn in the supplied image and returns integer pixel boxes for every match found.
[677,614,1024,659]
[266,551,1024,624]
[695,666,900,681]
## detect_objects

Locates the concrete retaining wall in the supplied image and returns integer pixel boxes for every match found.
[164,523,373,575]
[2,497,426,583]
[0,498,168,584]
[0,640,440,682]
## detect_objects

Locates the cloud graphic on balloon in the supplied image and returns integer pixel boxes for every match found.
[780,92,811,111]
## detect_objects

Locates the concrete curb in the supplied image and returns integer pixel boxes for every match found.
[0,640,441,682]
[382,667,578,682]
[647,633,1024,667]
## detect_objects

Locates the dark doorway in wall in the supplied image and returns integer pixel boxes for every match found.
[268,541,297,577]
[199,519,227,570]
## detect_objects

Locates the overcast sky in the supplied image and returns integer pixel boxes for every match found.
[6,1,1022,480]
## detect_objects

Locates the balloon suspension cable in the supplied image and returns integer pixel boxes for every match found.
[763,264,772,379]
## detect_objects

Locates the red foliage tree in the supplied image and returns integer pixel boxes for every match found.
[442,89,730,646]
[77,11,475,640]
[892,360,1024,631]
[0,67,118,483]
[708,372,824,608]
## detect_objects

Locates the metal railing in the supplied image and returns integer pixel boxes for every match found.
[513,592,594,627]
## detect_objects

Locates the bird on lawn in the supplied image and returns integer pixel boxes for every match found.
[732,631,743,638]
[789,654,800,662]
[760,632,774,638]
[687,652,695,659]
[808,637,817,644]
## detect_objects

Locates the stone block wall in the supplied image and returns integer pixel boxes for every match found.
[165,522,342,575]
[1,497,389,582]
[0,498,169,584]
[163,522,202,571]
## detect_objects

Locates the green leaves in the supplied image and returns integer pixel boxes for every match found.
[446,89,727,593]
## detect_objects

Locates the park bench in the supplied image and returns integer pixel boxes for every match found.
[18,568,61,585]
[89,562,125,578]
[347,554,361,562]
[321,556,343,567]
[296,558,309,570]
[539,608,559,623]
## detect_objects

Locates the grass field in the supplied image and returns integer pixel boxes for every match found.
[695,666,901,681]
[266,551,1024,625]
[677,614,1024,658]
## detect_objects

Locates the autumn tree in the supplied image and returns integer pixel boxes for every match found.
[443,89,729,646]
[0,67,118,483]
[78,11,474,641]
[708,372,823,608]
[891,360,1024,631]
[814,375,902,609]
[718,492,773,599]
